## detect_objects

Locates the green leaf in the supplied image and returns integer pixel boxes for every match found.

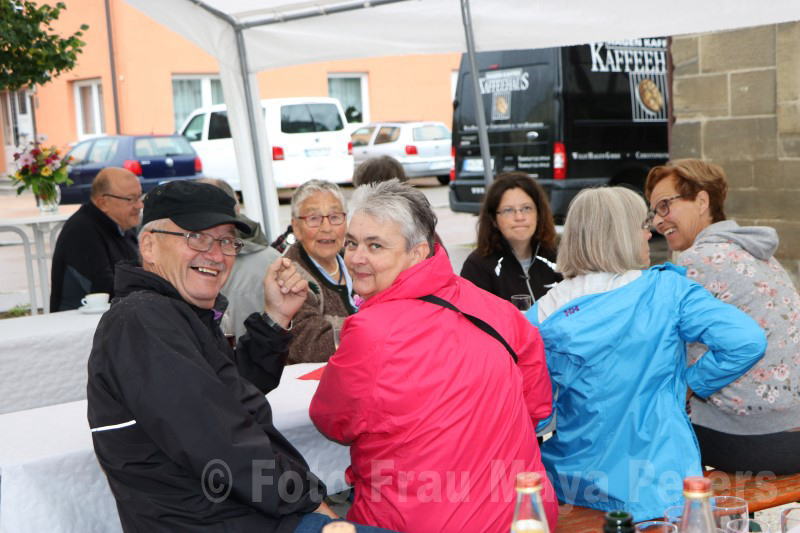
[0,0,88,91]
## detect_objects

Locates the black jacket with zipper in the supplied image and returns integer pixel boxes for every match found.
[460,241,561,303]
[87,263,325,532]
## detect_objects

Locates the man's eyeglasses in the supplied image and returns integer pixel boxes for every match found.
[496,205,535,218]
[149,229,244,256]
[296,212,346,228]
[644,194,684,228]
[104,193,145,203]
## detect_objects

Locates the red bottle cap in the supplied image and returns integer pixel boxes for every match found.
[516,472,543,490]
[683,476,712,496]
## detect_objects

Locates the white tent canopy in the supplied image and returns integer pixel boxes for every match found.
[126,0,800,238]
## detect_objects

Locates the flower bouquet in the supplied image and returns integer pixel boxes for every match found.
[11,142,73,212]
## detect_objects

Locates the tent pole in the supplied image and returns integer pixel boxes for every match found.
[234,27,273,239]
[460,0,493,188]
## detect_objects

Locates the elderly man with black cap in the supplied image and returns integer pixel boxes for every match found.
[87,181,395,533]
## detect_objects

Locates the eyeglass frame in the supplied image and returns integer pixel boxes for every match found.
[496,205,536,218]
[295,212,347,228]
[148,229,244,256]
[103,193,145,203]
[643,194,684,229]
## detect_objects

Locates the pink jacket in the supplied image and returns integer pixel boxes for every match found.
[310,246,558,532]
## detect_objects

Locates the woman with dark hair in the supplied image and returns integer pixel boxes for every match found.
[460,172,561,302]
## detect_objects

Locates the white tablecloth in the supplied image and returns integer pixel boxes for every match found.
[0,309,101,414]
[0,363,350,533]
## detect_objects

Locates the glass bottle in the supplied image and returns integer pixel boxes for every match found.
[511,472,551,533]
[604,510,635,532]
[678,477,716,533]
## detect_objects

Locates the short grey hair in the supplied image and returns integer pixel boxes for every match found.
[557,187,648,278]
[139,218,168,237]
[290,180,346,218]
[347,179,436,253]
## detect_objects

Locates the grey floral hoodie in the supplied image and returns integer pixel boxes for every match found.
[679,220,800,435]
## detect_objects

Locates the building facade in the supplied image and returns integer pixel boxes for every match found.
[0,0,459,174]
[671,22,800,265]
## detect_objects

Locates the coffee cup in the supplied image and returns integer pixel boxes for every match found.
[81,293,110,309]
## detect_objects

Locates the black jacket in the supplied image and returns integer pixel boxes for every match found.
[460,241,562,303]
[87,264,325,532]
[50,202,139,311]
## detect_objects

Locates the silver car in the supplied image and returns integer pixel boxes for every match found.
[351,121,453,185]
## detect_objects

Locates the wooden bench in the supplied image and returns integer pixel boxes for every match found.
[553,471,800,532]
[555,504,605,532]
[705,470,800,512]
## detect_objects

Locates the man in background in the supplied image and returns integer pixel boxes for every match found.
[50,167,142,310]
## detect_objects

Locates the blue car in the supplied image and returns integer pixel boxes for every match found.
[61,135,203,204]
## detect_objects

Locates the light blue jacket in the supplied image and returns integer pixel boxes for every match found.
[527,264,766,521]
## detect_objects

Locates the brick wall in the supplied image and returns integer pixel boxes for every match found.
[671,23,800,272]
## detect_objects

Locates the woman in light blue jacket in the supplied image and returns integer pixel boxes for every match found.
[527,187,766,521]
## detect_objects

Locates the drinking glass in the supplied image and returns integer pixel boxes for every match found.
[782,506,800,533]
[635,521,678,532]
[510,294,532,312]
[663,505,683,525]
[725,519,771,533]
[332,326,342,349]
[712,496,749,532]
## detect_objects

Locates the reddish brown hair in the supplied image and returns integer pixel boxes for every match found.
[644,159,728,223]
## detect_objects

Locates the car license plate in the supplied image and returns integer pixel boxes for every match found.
[305,148,330,157]
[429,160,451,170]
[463,158,493,172]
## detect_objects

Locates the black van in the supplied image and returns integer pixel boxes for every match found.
[449,39,670,217]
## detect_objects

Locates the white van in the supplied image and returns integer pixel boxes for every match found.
[180,97,354,190]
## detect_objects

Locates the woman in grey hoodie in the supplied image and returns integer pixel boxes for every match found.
[644,159,800,475]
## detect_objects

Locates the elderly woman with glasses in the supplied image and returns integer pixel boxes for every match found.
[528,186,766,520]
[646,159,800,475]
[461,172,561,305]
[310,179,558,532]
[284,180,356,361]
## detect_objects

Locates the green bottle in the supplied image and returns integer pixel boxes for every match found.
[603,510,635,533]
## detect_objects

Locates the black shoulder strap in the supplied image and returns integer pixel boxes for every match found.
[418,294,518,364]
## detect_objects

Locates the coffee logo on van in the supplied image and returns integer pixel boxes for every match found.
[493,93,511,121]
[589,39,667,74]
[638,79,664,112]
[588,39,669,123]
[478,69,530,95]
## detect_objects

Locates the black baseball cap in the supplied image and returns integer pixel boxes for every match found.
[142,180,252,235]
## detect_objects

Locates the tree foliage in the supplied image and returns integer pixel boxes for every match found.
[0,0,88,91]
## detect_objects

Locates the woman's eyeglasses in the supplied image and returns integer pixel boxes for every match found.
[496,205,535,218]
[643,194,684,228]
[296,212,346,228]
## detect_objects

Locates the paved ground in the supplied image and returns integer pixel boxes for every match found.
[0,176,671,313]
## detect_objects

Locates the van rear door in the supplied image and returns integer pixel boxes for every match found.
[450,49,558,213]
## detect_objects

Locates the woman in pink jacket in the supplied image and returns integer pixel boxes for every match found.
[309,179,558,533]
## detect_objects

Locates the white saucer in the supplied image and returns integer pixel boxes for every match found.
[78,304,110,314]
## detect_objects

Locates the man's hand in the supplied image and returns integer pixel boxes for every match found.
[313,501,339,519]
[263,257,308,328]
